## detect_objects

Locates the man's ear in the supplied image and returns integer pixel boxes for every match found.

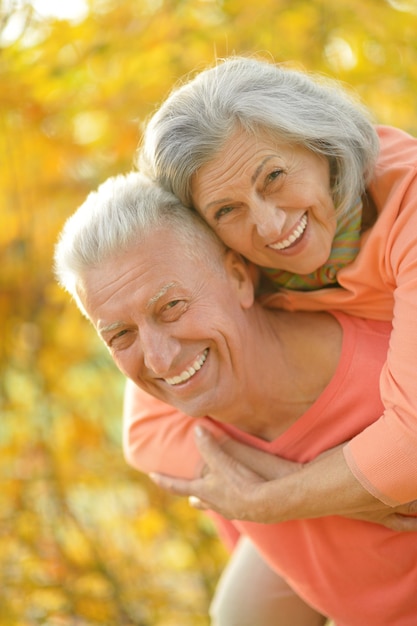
[224,250,255,309]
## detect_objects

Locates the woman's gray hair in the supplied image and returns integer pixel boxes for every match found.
[138,56,379,215]
[54,171,226,311]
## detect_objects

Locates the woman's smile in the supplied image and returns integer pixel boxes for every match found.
[267,213,308,251]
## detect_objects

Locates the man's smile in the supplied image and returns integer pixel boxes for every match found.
[164,349,209,386]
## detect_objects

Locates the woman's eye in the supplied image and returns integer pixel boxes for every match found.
[214,205,234,221]
[267,169,283,183]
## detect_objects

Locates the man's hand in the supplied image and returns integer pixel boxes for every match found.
[150,426,417,530]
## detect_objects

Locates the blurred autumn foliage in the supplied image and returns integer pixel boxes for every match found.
[1,0,417,623]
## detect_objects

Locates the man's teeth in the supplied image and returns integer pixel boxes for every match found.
[165,349,208,386]
[268,214,307,250]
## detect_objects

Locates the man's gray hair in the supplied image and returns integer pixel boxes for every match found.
[138,55,379,215]
[54,171,226,309]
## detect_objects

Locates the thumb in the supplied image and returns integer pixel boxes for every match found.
[194,425,233,467]
[194,426,262,482]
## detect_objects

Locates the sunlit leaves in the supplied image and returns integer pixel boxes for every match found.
[2,0,417,623]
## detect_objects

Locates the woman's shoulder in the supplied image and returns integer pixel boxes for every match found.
[376,125,417,167]
[368,125,417,220]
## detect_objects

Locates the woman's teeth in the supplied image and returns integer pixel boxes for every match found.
[165,349,208,386]
[268,214,307,250]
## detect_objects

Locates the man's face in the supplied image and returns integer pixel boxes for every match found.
[78,227,254,419]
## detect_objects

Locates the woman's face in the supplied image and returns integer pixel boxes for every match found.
[191,127,337,274]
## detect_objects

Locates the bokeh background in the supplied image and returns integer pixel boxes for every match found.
[2,0,417,623]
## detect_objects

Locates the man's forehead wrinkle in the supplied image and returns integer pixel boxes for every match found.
[90,264,133,297]
[146,281,179,309]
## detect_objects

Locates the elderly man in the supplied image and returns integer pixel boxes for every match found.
[55,172,417,626]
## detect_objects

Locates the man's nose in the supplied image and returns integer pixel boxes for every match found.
[253,200,286,238]
[141,327,180,375]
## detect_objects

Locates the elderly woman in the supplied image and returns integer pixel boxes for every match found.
[55,172,417,626]
[123,56,417,522]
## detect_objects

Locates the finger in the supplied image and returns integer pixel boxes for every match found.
[194,426,231,464]
[223,437,299,480]
[386,514,417,533]
[403,499,417,515]
[189,495,209,510]
[149,472,200,497]
[194,426,258,480]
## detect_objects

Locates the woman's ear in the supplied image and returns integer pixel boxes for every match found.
[224,250,255,309]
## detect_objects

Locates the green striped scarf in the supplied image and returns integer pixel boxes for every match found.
[261,199,362,291]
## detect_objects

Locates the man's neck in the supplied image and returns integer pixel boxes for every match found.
[215,309,343,441]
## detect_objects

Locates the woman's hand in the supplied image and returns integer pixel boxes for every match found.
[150,426,417,531]
[152,426,278,521]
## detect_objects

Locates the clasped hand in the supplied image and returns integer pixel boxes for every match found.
[150,426,417,531]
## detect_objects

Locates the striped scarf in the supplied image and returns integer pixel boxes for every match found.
[261,198,362,291]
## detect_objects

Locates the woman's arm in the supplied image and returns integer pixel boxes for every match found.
[344,170,417,506]
[150,426,417,531]
[123,379,417,530]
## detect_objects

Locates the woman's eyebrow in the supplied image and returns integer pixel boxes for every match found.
[251,156,275,184]
[203,197,233,212]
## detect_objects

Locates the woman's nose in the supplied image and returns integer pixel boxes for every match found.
[252,201,286,238]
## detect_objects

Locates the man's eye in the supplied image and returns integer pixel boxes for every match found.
[109,329,130,348]
[165,299,180,309]
[214,205,234,221]
[162,299,187,320]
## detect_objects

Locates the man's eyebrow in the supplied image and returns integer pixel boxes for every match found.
[98,320,125,336]
[97,283,179,335]
[146,282,178,308]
